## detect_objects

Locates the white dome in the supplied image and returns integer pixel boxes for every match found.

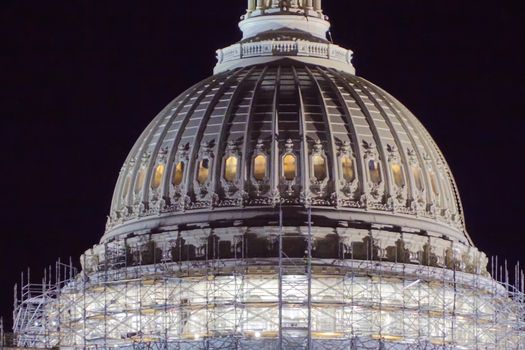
[105,61,469,246]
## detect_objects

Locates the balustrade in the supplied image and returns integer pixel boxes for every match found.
[250,0,320,11]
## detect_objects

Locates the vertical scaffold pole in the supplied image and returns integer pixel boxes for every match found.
[307,205,313,349]
[278,202,283,350]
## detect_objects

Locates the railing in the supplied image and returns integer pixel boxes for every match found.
[217,40,353,66]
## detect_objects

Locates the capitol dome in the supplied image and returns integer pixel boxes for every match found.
[13,2,524,350]
[106,61,469,247]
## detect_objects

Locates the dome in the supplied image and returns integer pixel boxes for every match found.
[105,61,469,246]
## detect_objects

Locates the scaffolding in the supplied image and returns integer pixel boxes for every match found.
[12,209,525,349]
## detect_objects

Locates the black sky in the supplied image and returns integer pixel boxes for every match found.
[1,0,524,327]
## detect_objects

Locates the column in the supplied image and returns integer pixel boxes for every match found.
[248,0,256,11]
[257,0,265,9]
[306,0,313,9]
[314,0,321,11]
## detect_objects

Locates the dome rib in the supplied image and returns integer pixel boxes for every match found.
[210,67,258,201]
[181,69,247,206]
[161,74,227,209]
[142,78,218,209]
[305,66,341,201]
[381,87,455,219]
[125,93,188,210]
[317,68,367,199]
[334,69,395,207]
[358,77,434,208]
[351,74,414,207]
[292,65,311,200]
[240,66,270,200]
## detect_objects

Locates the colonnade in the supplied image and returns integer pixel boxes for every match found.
[247,0,322,12]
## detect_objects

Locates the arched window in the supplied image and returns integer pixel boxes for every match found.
[391,163,404,187]
[122,176,130,199]
[430,172,439,196]
[134,168,145,194]
[151,164,165,190]
[283,154,297,181]
[224,156,238,182]
[341,156,355,182]
[253,154,267,181]
[368,159,381,184]
[172,162,184,186]
[412,166,424,192]
[312,154,327,181]
[197,159,210,184]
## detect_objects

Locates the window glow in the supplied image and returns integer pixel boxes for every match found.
[391,163,404,187]
[172,162,184,186]
[341,156,355,182]
[312,155,327,181]
[369,160,381,184]
[412,166,424,191]
[283,154,297,181]
[151,164,165,189]
[224,156,238,182]
[430,172,439,196]
[253,155,267,181]
[197,159,210,184]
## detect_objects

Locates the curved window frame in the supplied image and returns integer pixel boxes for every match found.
[390,162,405,188]
[196,158,211,185]
[411,165,425,192]
[223,155,240,183]
[172,161,185,187]
[282,153,297,182]
[252,153,268,182]
[339,155,356,183]
[368,159,382,185]
[121,175,131,200]
[429,171,440,197]
[310,153,328,182]
[151,163,165,190]
[134,167,146,195]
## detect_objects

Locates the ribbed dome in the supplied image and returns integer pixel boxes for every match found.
[105,61,469,245]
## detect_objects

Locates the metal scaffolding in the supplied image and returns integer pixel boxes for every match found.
[12,210,525,349]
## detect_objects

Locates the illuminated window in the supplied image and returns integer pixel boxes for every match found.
[430,172,439,196]
[197,159,210,184]
[172,162,184,186]
[412,166,424,191]
[283,154,297,181]
[224,156,238,182]
[391,163,404,187]
[341,156,355,182]
[151,164,165,189]
[122,176,130,199]
[134,168,145,194]
[253,154,267,181]
[369,159,381,184]
[312,154,327,181]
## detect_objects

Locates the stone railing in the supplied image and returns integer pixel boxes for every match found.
[216,40,353,66]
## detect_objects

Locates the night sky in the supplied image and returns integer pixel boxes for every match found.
[1,1,524,328]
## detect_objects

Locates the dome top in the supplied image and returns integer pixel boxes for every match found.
[214,0,355,74]
[105,62,469,245]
